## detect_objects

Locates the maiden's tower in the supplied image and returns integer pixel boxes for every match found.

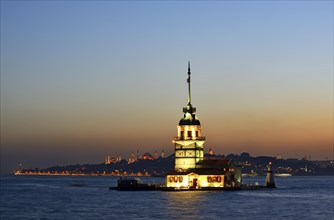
[166,63,242,189]
[173,62,205,170]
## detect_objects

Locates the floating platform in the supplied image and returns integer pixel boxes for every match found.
[109,178,276,191]
[109,185,275,191]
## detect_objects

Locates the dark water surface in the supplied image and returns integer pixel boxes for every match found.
[1,175,333,219]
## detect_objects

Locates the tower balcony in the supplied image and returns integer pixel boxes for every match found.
[173,137,206,141]
[183,106,196,113]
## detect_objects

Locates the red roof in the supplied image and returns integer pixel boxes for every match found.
[196,159,231,166]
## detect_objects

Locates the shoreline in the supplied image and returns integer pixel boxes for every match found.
[12,172,152,177]
[10,172,334,177]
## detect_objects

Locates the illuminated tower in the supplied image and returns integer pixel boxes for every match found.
[129,152,135,163]
[264,162,276,188]
[173,62,205,171]
[209,147,213,156]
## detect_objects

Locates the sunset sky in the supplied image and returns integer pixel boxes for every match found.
[1,1,333,174]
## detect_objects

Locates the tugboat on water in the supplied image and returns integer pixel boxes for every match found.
[109,177,161,191]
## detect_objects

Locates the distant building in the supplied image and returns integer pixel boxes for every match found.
[274,155,282,160]
[240,152,250,157]
[142,152,155,160]
[131,152,135,163]
[105,155,117,164]
[209,147,213,156]
[301,155,308,161]
[166,63,242,189]
[105,156,111,165]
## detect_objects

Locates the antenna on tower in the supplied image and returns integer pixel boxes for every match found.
[187,61,191,104]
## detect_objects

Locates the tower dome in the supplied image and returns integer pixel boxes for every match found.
[179,104,201,126]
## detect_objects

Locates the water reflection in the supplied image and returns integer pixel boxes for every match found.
[1,176,333,220]
[164,191,213,218]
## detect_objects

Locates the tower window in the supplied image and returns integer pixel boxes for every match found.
[196,131,198,137]
[180,131,184,140]
[188,131,192,138]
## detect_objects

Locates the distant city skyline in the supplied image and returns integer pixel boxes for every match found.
[1,1,333,174]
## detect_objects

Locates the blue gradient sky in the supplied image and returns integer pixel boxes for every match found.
[1,1,333,173]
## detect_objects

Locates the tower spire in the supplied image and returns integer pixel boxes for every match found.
[187,61,191,104]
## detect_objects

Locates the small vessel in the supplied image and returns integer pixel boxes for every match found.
[70,182,86,187]
[242,172,258,177]
[274,173,292,177]
[109,177,161,191]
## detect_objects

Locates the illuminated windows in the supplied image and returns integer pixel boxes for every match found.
[177,152,183,156]
[168,176,184,183]
[207,176,212,182]
[207,176,222,183]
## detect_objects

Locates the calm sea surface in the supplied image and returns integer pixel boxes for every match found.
[1,175,333,220]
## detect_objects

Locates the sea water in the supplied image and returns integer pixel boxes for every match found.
[1,175,333,220]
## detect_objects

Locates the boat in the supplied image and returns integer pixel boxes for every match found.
[69,182,86,187]
[274,173,292,177]
[109,177,161,191]
[242,173,258,177]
